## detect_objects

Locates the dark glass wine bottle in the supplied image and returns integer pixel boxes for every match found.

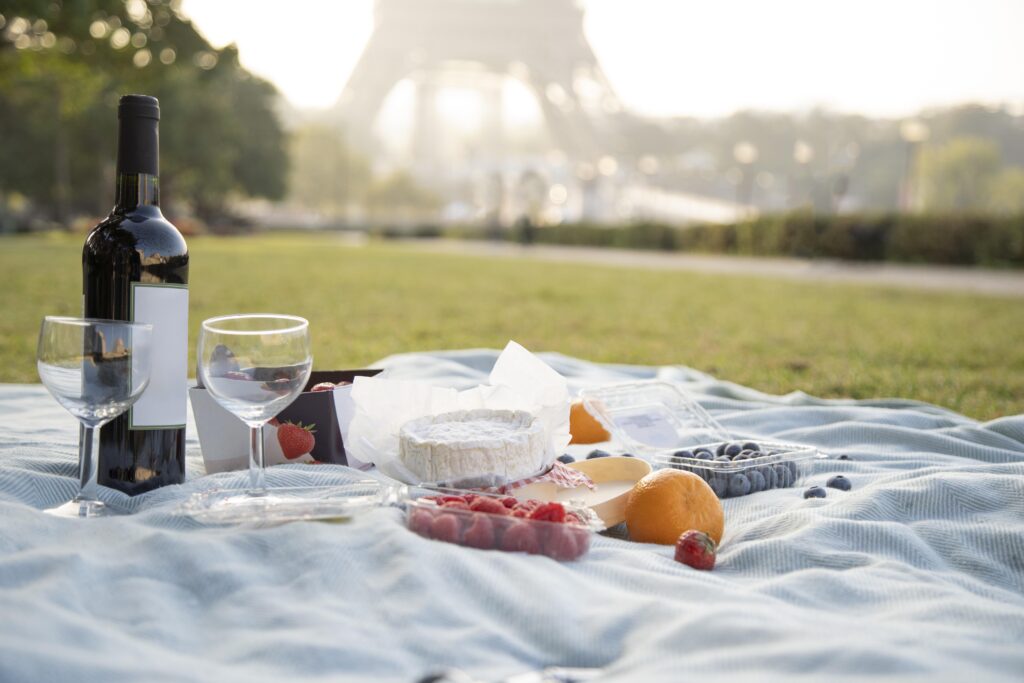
[83,94,188,495]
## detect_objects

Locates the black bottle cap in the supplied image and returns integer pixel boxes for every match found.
[116,94,160,176]
[118,94,160,121]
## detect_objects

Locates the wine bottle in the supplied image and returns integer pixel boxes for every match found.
[83,94,188,494]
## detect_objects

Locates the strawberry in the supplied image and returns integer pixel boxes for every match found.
[276,421,316,459]
[674,530,717,571]
[542,524,582,561]
[500,522,541,554]
[430,513,461,544]
[528,502,567,524]
[408,508,435,538]
[310,382,337,392]
[469,497,509,516]
[462,514,496,550]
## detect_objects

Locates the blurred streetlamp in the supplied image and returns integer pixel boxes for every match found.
[899,119,930,211]
[733,141,758,207]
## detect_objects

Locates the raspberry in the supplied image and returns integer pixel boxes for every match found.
[528,502,567,524]
[440,500,470,511]
[407,508,434,538]
[462,514,496,550]
[500,522,541,554]
[469,497,509,516]
[511,509,528,518]
[438,495,467,505]
[501,497,518,509]
[430,513,461,544]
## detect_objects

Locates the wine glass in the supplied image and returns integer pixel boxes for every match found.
[194,314,312,507]
[37,316,153,517]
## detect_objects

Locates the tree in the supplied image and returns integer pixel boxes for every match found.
[289,123,370,216]
[914,137,1002,212]
[988,167,1024,214]
[0,0,288,225]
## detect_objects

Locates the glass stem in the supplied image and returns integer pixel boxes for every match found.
[249,424,267,494]
[77,424,100,502]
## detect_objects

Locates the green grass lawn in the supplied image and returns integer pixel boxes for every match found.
[3,232,1023,420]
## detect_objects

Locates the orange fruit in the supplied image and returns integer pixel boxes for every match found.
[569,399,611,444]
[624,469,724,545]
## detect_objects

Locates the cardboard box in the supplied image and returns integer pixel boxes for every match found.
[190,369,381,474]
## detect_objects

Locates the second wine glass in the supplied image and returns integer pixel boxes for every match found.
[198,314,312,498]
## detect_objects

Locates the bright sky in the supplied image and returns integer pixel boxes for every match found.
[180,0,1024,118]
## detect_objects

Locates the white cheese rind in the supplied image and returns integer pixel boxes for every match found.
[398,408,545,483]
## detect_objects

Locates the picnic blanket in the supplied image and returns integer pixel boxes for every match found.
[0,350,1022,682]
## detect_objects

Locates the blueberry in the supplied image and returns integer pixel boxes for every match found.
[692,451,713,461]
[747,469,766,493]
[737,449,756,459]
[673,450,694,459]
[742,442,760,452]
[724,443,743,457]
[761,466,776,489]
[715,442,727,456]
[587,449,611,459]
[557,454,575,464]
[708,475,728,498]
[727,473,752,497]
[837,454,851,461]
[714,455,732,463]
[620,453,635,458]
[732,455,751,463]
[694,447,714,458]
[774,464,792,488]
[826,475,852,491]
[804,486,826,499]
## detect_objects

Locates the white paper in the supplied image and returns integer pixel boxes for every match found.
[346,341,571,484]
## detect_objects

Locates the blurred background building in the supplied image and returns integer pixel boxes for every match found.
[2,0,1024,235]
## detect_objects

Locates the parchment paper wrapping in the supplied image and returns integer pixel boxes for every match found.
[346,342,571,486]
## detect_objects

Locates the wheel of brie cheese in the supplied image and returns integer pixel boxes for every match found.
[398,408,546,483]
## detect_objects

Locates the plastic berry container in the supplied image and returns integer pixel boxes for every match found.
[580,381,825,499]
[403,487,602,561]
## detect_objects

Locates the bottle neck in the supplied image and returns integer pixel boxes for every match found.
[114,109,160,213]
[114,173,160,211]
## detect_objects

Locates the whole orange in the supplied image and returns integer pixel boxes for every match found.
[624,469,724,545]
[569,400,611,444]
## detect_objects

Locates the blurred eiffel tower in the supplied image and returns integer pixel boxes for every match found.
[335,0,627,166]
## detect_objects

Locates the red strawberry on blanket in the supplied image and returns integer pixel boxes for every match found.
[674,530,717,571]
[310,382,337,392]
[276,421,316,459]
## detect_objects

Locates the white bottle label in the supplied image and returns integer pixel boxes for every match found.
[130,283,188,429]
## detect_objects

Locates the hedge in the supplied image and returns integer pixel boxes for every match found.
[443,212,1024,268]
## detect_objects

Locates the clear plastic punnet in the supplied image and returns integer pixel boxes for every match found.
[580,381,825,498]
[403,487,602,561]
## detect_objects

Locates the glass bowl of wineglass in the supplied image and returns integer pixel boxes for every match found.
[37,316,153,517]
[182,314,388,524]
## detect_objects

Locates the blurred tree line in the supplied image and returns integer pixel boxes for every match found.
[641,105,1024,215]
[0,0,287,229]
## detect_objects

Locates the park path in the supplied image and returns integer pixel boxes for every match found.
[405,239,1024,298]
